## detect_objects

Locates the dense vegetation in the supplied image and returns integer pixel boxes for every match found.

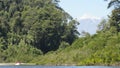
[0,0,120,65]
[0,0,79,62]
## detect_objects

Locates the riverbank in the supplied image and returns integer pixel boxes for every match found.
[0,63,15,66]
[0,63,36,66]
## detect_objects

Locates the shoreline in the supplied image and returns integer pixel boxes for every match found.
[0,63,120,66]
[0,63,36,66]
[0,63,15,66]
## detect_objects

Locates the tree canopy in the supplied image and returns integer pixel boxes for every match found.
[107,0,120,8]
[0,0,79,56]
[1,0,120,65]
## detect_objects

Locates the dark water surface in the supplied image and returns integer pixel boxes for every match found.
[0,66,120,68]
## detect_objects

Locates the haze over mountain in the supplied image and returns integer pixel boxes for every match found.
[77,14,102,35]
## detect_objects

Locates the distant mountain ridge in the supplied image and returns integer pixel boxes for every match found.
[77,14,101,35]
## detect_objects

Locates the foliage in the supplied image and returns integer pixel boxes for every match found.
[0,0,79,62]
[1,0,79,53]
[1,0,120,65]
[107,0,120,9]
[30,0,120,65]
[3,40,43,63]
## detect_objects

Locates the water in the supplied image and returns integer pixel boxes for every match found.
[0,66,120,68]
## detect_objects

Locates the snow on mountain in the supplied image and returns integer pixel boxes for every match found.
[77,14,101,35]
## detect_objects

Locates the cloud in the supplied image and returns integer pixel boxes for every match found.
[78,14,101,21]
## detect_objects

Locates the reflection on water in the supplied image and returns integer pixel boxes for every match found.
[0,66,120,68]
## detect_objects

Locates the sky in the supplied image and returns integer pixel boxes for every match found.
[59,0,112,34]
[59,0,111,20]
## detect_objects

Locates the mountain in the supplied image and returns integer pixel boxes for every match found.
[77,14,101,35]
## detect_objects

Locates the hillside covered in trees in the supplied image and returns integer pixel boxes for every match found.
[0,0,79,62]
[0,0,120,65]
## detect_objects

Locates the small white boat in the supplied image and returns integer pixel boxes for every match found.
[15,62,20,65]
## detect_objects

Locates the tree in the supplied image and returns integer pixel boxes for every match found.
[105,0,120,33]
[108,9,120,32]
[97,19,110,33]
[97,19,107,31]
[0,0,79,54]
[107,0,120,9]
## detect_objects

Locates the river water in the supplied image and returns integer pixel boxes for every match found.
[0,66,119,68]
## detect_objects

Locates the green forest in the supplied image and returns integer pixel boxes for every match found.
[0,0,120,66]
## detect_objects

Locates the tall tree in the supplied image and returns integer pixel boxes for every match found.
[0,0,79,53]
[105,0,120,33]
[107,0,120,8]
